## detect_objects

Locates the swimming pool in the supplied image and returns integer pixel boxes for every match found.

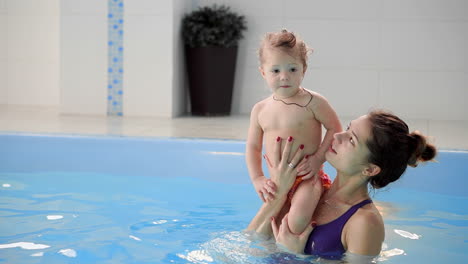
[0,133,467,263]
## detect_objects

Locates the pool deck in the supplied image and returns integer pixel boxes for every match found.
[0,105,467,150]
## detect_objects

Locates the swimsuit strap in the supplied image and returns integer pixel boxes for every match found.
[339,199,373,222]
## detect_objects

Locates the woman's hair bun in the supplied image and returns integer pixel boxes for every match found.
[407,131,437,167]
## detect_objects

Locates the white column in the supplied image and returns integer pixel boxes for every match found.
[124,0,188,117]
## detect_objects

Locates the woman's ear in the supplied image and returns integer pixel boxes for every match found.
[363,164,381,177]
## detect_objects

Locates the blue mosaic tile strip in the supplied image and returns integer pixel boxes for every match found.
[107,0,124,116]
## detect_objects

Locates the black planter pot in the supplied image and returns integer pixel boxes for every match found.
[185,46,238,116]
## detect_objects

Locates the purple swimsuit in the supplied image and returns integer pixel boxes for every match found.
[304,199,373,259]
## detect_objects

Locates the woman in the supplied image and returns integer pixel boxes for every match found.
[247,110,436,260]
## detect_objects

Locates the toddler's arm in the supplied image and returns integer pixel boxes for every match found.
[297,92,342,178]
[246,103,270,202]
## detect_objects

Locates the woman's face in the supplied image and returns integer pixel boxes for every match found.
[326,115,373,175]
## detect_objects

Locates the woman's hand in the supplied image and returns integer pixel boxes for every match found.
[271,213,316,254]
[264,136,305,196]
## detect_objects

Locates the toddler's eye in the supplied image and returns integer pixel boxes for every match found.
[350,137,355,145]
[272,69,280,73]
[290,68,297,72]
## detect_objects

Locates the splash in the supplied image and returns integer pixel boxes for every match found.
[177,250,214,263]
[0,242,50,250]
[129,235,142,241]
[378,248,405,261]
[47,215,64,220]
[58,248,77,258]
[153,220,168,225]
[394,229,421,239]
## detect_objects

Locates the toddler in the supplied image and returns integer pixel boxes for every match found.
[246,29,342,234]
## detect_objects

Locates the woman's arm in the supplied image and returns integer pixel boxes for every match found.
[246,136,304,237]
[271,213,315,254]
[247,187,289,236]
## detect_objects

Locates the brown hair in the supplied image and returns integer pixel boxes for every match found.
[366,110,437,189]
[258,29,311,71]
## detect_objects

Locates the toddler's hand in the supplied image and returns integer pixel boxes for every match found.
[295,154,323,181]
[253,176,277,203]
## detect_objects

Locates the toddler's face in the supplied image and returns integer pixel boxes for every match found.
[260,48,305,97]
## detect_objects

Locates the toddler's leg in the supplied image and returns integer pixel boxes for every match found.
[288,178,323,234]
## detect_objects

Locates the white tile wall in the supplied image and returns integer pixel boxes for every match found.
[429,120,468,150]
[231,65,271,114]
[213,0,284,19]
[238,17,286,68]
[0,0,5,11]
[125,0,172,16]
[0,8,6,104]
[307,69,380,117]
[8,61,59,105]
[0,61,6,104]
[60,3,107,115]
[220,0,468,120]
[5,0,60,106]
[382,0,468,21]
[2,0,467,122]
[285,20,380,68]
[60,0,106,16]
[380,71,468,120]
[285,0,380,20]
[7,15,59,62]
[6,0,59,15]
[381,21,468,71]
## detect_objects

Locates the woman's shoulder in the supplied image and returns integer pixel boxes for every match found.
[351,203,384,228]
[343,202,385,255]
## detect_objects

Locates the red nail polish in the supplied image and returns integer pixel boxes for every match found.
[300,144,304,150]
[311,222,317,228]
[288,136,293,142]
[276,136,281,142]
[305,154,309,159]
[271,216,274,221]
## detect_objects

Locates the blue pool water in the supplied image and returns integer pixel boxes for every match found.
[0,134,467,263]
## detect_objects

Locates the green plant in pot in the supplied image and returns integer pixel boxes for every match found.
[182,5,247,116]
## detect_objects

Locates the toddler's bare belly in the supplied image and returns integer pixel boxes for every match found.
[263,128,321,162]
